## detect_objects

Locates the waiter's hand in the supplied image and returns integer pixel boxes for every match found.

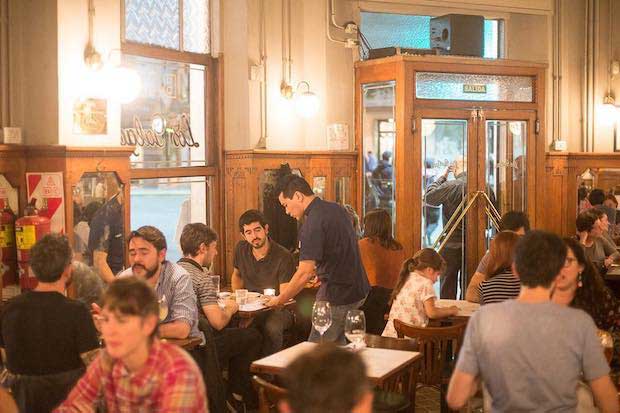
[265,295,284,308]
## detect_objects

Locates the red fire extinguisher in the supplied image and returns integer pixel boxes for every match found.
[0,206,17,293]
[16,199,51,291]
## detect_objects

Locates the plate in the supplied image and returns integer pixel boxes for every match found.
[218,292,232,299]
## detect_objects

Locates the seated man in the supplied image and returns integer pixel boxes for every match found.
[0,234,99,413]
[447,230,619,412]
[55,276,207,412]
[231,209,296,355]
[280,344,373,413]
[178,223,261,411]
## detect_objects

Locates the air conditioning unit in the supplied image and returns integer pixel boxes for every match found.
[430,14,484,57]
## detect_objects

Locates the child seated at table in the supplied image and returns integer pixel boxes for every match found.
[382,248,458,337]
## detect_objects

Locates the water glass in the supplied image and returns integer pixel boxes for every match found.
[236,289,248,305]
[263,288,276,297]
[158,294,168,322]
[312,301,332,343]
[345,310,366,349]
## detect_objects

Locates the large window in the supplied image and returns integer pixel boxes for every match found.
[122,0,220,265]
[360,12,503,59]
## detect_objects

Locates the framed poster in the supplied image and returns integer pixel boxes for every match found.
[26,172,65,233]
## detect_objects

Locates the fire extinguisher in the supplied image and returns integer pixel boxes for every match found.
[0,206,17,294]
[15,199,51,291]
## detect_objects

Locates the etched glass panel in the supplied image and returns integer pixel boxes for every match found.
[130,176,212,262]
[125,0,180,49]
[121,55,206,168]
[416,72,533,102]
[184,0,210,53]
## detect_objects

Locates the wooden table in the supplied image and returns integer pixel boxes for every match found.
[436,299,480,320]
[162,336,203,351]
[251,341,422,387]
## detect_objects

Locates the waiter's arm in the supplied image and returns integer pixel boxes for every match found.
[266,260,315,307]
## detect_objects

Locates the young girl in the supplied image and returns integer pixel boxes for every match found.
[382,248,458,338]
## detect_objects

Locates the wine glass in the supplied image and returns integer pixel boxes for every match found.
[158,294,168,322]
[345,310,366,350]
[312,301,332,343]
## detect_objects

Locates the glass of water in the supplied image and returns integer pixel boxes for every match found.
[312,301,332,343]
[158,294,168,322]
[345,310,366,350]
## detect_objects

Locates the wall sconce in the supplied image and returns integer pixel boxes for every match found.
[294,81,319,118]
[601,94,619,124]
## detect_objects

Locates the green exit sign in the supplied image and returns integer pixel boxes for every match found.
[463,84,487,94]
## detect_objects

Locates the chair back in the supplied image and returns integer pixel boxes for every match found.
[393,319,465,386]
[364,333,418,352]
[252,375,288,413]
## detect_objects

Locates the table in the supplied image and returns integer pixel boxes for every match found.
[162,336,203,351]
[436,299,480,319]
[251,341,422,387]
[236,299,296,318]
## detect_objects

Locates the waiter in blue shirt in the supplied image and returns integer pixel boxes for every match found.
[266,174,370,343]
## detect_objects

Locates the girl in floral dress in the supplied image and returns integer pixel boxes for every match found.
[382,248,459,338]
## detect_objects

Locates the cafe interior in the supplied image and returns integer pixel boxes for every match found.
[1,0,620,412]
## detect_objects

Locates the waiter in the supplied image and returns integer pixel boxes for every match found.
[266,174,369,343]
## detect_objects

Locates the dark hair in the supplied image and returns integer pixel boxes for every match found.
[514,230,567,288]
[30,234,72,283]
[486,231,520,277]
[578,186,589,202]
[589,207,608,221]
[284,344,369,413]
[588,188,606,206]
[381,151,392,161]
[103,276,159,338]
[499,211,530,232]
[391,248,445,303]
[127,225,167,252]
[576,211,597,232]
[81,201,102,225]
[238,209,268,233]
[277,174,314,198]
[180,223,218,256]
[605,194,619,207]
[362,209,402,250]
[563,237,615,328]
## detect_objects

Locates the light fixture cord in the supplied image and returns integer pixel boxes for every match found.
[87,0,95,47]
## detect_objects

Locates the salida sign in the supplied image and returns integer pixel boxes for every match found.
[120,113,199,149]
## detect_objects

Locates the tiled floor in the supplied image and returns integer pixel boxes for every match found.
[414,386,484,413]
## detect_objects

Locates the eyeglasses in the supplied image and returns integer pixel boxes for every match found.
[564,257,578,267]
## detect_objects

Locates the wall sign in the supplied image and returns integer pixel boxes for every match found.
[120,113,199,149]
[26,172,65,233]
[463,84,487,94]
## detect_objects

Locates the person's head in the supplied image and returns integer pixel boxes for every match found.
[604,194,618,210]
[127,226,167,280]
[72,261,105,305]
[238,209,270,249]
[281,344,373,413]
[180,223,218,267]
[81,201,102,225]
[277,174,315,220]
[381,151,392,162]
[453,158,466,175]
[576,210,600,236]
[100,276,159,363]
[343,204,361,237]
[30,233,73,285]
[498,211,530,234]
[391,248,446,302]
[559,238,612,316]
[589,207,609,233]
[578,186,589,202]
[513,230,567,289]
[588,188,606,206]
[486,231,521,277]
[362,208,402,250]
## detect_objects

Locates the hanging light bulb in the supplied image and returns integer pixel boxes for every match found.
[601,95,619,124]
[294,81,319,118]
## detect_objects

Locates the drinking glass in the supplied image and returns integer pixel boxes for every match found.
[345,310,366,349]
[312,301,332,343]
[236,289,248,306]
[209,275,221,296]
[158,294,168,322]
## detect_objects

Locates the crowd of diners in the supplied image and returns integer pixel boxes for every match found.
[0,174,618,412]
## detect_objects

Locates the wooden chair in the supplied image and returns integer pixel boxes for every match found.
[394,319,466,412]
[252,375,287,413]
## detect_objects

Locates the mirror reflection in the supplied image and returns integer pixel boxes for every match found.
[577,168,620,240]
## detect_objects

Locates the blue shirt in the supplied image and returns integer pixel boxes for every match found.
[299,198,370,305]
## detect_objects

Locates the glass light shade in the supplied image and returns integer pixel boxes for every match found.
[600,103,619,125]
[295,91,319,118]
[106,67,142,104]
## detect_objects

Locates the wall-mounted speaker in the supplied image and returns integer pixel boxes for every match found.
[430,14,484,57]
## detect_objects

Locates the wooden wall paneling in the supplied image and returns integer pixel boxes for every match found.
[542,153,569,235]
[0,145,26,212]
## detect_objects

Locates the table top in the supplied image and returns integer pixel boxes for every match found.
[161,336,202,351]
[436,299,480,318]
[236,299,296,318]
[251,341,422,385]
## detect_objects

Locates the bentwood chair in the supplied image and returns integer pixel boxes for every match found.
[252,375,288,413]
[394,319,466,412]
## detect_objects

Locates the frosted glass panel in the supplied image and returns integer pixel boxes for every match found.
[125,0,180,49]
[184,0,210,54]
[416,72,533,102]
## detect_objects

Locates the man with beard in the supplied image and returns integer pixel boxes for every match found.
[179,223,261,411]
[0,234,99,412]
[231,209,296,355]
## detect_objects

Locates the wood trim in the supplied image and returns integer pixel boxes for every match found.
[122,41,213,66]
[130,166,218,179]
[355,55,548,70]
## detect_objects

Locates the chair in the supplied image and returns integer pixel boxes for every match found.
[252,375,287,413]
[394,319,466,412]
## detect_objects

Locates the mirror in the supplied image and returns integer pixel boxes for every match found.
[73,172,125,275]
[576,168,620,236]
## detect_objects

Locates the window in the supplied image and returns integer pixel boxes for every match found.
[360,12,503,59]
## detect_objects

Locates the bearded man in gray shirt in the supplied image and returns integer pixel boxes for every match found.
[447,230,618,413]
